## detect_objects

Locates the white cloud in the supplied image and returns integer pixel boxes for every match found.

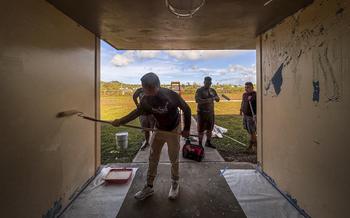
[134,50,161,59]
[103,48,256,84]
[227,64,256,74]
[110,50,253,67]
[111,54,133,67]
[110,51,163,67]
[165,50,250,60]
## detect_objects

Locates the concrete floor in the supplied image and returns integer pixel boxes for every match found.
[62,162,254,218]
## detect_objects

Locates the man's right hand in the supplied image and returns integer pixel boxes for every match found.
[112,119,121,127]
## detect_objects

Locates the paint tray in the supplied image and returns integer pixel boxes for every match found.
[103,168,132,184]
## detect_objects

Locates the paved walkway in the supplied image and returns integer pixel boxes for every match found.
[133,116,225,163]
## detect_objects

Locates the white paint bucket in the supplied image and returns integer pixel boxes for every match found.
[115,132,128,149]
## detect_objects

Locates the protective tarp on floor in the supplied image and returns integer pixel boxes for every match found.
[61,167,138,218]
[223,169,303,218]
[61,162,255,218]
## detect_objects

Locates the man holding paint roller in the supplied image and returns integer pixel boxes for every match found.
[195,76,220,149]
[133,87,156,150]
[112,72,191,201]
[240,82,257,153]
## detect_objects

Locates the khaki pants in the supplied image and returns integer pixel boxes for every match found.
[147,125,180,186]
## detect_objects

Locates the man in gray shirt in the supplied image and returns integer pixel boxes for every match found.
[113,72,191,201]
[195,76,220,148]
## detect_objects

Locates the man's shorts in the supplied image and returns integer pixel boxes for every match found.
[243,115,256,134]
[197,111,215,133]
[139,115,156,131]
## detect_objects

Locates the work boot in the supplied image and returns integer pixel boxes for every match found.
[140,141,149,150]
[205,140,216,149]
[168,180,179,200]
[134,185,154,200]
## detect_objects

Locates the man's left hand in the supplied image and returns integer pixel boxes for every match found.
[181,130,190,138]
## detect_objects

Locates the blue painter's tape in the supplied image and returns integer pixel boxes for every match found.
[255,166,311,218]
[43,198,62,218]
[220,166,228,176]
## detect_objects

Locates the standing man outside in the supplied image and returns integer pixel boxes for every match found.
[240,82,257,153]
[133,87,156,150]
[112,72,191,200]
[195,76,220,149]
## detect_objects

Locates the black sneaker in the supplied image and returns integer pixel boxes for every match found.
[205,140,216,149]
[140,141,149,150]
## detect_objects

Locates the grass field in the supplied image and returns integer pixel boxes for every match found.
[100,91,256,164]
[101,95,242,120]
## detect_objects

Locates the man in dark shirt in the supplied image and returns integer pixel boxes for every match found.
[240,82,257,153]
[112,72,191,201]
[195,77,220,149]
[133,87,156,150]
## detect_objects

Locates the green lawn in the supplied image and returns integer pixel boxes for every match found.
[101,95,242,119]
[212,115,256,163]
[101,94,256,164]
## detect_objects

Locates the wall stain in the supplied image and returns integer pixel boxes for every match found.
[263,0,346,103]
[336,8,344,15]
[271,64,284,95]
[312,80,320,102]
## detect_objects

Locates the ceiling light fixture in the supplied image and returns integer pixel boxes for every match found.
[264,0,274,6]
[165,0,205,18]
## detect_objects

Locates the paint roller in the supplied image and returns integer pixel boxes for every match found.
[221,94,231,101]
[57,110,194,136]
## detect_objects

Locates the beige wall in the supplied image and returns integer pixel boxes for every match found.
[0,1,99,217]
[257,0,350,217]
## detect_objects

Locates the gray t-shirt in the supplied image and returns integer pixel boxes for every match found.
[195,87,218,113]
[121,88,191,131]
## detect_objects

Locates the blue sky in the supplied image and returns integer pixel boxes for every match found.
[101,40,256,85]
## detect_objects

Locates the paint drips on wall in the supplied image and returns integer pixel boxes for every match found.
[262,0,346,102]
